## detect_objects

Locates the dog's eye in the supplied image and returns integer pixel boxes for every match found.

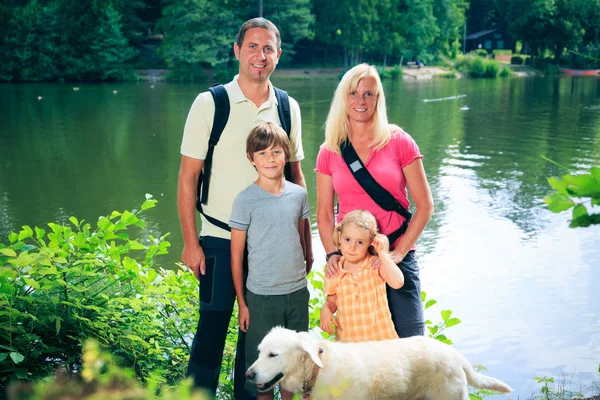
[268,352,278,358]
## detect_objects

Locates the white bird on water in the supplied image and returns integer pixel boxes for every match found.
[37,96,42,101]
[113,90,118,94]
[460,106,470,111]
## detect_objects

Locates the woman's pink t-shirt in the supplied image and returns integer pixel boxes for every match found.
[315,130,423,247]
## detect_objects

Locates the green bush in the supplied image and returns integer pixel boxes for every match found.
[475,49,488,58]
[6,340,210,400]
[484,60,500,77]
[0,196,197,389]
[471,57,487,77]
[454,56,474,75]
[544,164,600,227]
[390,66,403,78]
[499,67,514,77]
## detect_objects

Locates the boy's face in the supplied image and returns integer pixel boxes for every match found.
[250,144,286,180]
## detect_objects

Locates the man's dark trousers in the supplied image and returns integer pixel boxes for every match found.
[186,236,254,399]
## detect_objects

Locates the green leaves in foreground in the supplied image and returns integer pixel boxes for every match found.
[0,195,198,390]
[544,166,600,228]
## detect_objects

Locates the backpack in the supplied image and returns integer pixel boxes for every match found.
[195,84,293,232]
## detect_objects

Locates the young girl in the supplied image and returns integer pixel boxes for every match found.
[320,210,404,342]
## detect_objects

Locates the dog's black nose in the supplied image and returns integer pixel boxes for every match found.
[246,370,256,381]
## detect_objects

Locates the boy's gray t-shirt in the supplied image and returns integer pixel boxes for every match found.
[229,181,310,295]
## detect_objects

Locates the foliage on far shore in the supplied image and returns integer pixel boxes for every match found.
[453,55,513,78]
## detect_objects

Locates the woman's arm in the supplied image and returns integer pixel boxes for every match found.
[316,172,341,277]
[390,158,434,262]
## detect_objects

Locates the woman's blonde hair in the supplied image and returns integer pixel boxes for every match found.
[324,63,397,154]
[333,210,389,255]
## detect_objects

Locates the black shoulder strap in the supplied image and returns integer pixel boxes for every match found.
[195,84,231,232]
[273,86,293,181]
[340,140,412,244]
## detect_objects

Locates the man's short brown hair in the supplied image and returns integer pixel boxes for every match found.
[236,17,281,50]
[246,122,291,162]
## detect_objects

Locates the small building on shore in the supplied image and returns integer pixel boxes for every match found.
[465,29,515,53]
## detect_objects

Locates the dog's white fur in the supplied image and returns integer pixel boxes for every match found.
[247,327,512,399]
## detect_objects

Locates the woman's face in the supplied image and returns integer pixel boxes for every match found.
[346,77,378,125]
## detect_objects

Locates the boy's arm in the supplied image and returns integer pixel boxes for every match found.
[298,217,310,273]
[290,161,314,271]
[231,228,250,332]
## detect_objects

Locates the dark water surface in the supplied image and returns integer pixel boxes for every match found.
[1,76,599,398]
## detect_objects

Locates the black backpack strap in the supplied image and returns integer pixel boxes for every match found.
[195,84,231,232]
[274,87,291,135]
[340,140,412,244]
[274,87,293,182]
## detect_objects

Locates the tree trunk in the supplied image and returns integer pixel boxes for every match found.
[344,47,349,70]
[383,53,387,67]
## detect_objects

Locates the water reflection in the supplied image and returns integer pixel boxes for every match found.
[1,76,599,398]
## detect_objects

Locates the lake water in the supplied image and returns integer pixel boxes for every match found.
[1,76,599,399]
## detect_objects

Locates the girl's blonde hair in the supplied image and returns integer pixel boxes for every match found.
[324,63,399,154]
[333,210,389,255]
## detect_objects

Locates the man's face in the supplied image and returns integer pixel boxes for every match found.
[234,27,281,83]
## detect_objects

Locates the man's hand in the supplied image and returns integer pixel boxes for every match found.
[325,254,341,278]
[239,304,250,332]
[182,242,206,280]
[320,306,338,334]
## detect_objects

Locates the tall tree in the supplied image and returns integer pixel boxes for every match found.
[429,0,468,58]
[399,0,438,61]
[0,0,63,81]
[89,5,138,80]
[314,0,379,68]
[158,0,240,79]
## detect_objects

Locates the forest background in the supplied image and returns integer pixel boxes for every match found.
[1,0,600,82]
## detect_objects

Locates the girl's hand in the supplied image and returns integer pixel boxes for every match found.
[238,304,250,332]
[320,307,338,334]
[371,234,390,255]
[325,254,341,278]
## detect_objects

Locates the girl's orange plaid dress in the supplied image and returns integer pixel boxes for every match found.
[324,255,399,342]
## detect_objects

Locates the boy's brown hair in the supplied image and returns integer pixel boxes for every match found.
[246,122,292,162]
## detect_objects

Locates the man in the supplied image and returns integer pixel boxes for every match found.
[177,17,313,399]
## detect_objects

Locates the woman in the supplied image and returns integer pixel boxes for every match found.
[315,63,434,338]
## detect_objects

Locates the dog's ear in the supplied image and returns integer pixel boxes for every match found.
[298,332,323,368]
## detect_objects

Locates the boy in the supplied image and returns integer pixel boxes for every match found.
[229,122,311,400]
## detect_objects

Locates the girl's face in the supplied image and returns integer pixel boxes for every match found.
[339,223,372,264]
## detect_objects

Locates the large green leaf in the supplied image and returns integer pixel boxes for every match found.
[10,352,24,364]
[544,193,575,212]
[0,248,17,257]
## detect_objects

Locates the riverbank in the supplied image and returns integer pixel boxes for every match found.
[134,64,543,82]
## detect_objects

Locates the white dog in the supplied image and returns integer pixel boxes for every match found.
[246,327,513,399]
